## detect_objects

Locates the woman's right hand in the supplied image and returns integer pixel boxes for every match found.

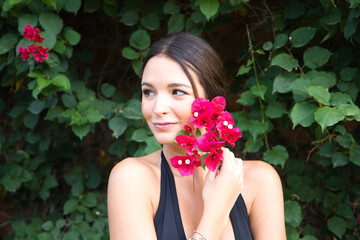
[201,148,244,227]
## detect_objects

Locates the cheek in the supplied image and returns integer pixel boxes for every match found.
[141,102,151,121]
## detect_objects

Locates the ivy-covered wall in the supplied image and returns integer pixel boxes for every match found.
[0,0,360,239]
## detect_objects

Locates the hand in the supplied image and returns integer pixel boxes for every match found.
[202,148,243,220]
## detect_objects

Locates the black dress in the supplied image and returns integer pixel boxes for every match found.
[154,151,253,240]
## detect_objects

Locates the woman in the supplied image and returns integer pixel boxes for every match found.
[107,32,286,240]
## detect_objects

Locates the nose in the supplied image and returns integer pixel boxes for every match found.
[153,94,171,116]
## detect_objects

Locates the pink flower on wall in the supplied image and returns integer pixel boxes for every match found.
[18,25,48,63]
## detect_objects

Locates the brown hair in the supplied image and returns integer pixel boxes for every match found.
[141,32,228,100]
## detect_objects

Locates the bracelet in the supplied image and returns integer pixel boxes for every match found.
[188,230,210,240]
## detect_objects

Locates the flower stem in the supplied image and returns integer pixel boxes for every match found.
[246,25,270,151]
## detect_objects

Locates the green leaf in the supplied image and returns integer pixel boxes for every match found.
[272,72,297,94]
[64,0,81,14]
[0,33,18,54]
[71,181,84,196]
[307,70,337,89]
[131,129,147,142]
[332,152,350,168]
[18,14,38,33]
[262,41,273,51]
[52,74,71,91]
[39,12,63,35]
[86,164,101,189]
[3,174,22,192]
[344,8,360,39]
[270,53,298,72]
[123,99,143,119]
[28,100,45,114]
[82,192,97,207]
[64,29,81,46]
[284,200,302,227]
[41,220,54,231]
[163,1,180,14]
[340,67,357,81]
[290,77,312,100]
[303,46,332,69]
[236,90,255,106]
[44,175,58,189]
[141,13,160,30]
[55,219,66,229]
[199,0,219,21]
[247,121,269,140]
[337,133,354,149]
[86,109,104,123]
[250,85,266,100]
[129,30,151,50]
[61,94,77,108]
[101,83,116,98]
[265,101,287,119]
[84,0,101,13]
[243,136,264,153]
[132,59,142,77]
[263,145,288,168]
[327,217,347,238]
[72,124,90,139]
[274,34,288,49]
[314,106,345,131]
[168,13,185,34]
[289,27,316,48]
[23,113,39,129]
[306,85,330,105]
[290,102,317,128]
[236,65,251,76]
[122,47,140,60]
[63,198,78,214]
[108,116,127,138]
[283,1,305,19]
[338,104,360,117]
[42,0,56,10]
[349,145,360,166]
[324,176,346,191]
[120,10,139,26]
[324,7,341,25]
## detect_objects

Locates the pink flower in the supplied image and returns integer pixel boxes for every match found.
[189,150,202,167]
[175,134,197,154]
[23,25,44,43]
[18,45,29,61]
[170,155,196,176]
[33,45,49,62]
[197,132,225,152]
[204,150,223,172]
[184,125,193,134]
[216,111,242,147]
[211,96,226,120]
[190,98,214,129]
[18,44,49,62]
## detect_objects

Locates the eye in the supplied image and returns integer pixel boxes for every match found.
[142,89,154,97]
[173,89,187,96]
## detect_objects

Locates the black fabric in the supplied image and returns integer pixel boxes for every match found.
[154,151,253,240]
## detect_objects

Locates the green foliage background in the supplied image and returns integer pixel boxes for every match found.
[1,0,360,239]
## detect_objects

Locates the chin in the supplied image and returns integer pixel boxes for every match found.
[153,134,177,146]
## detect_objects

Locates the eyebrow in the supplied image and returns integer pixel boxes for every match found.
[141,82,192,88]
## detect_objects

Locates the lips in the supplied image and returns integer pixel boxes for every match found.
[153,122,177,130]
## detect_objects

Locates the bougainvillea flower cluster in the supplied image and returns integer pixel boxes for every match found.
[170,96,242,176]
[18,25,49,62]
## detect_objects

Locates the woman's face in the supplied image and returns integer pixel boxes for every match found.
[141,55,206,145]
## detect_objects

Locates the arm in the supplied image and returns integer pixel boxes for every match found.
[107,158,158,240]
[191,148,244,240]
[247,161,286,240]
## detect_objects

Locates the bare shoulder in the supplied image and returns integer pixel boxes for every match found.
[107,150,162,239]
[241,160,283,212]
[108,150,161,185]
[243,160,281,183]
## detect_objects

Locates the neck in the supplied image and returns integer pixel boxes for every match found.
[162,144,206,182]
